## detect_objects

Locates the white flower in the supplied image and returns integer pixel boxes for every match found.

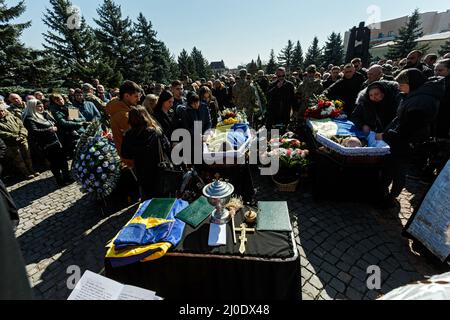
[83,169,87,174]
[89,174,95,180]
[89,147,96,153]
[94,151,100,156]
[102,161,109,168]
[97,167,103,173]
[94,181,100,187]
[101,174,107,180]
[86,155,91,160]
[98,155,104,161]
[80,154,85,160]
[109,165,116,171]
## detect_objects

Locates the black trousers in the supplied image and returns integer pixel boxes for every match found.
[382,155,411,198]
[45,144,69,182]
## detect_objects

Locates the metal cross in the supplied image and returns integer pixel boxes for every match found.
[235,223,255,255]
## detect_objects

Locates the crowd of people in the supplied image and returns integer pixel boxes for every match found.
[0,49,449,208]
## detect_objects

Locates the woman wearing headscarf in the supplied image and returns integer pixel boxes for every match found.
[121,106,170,200]
[23,99,72,187]
[376,69,445,206]
[352,81,401,133]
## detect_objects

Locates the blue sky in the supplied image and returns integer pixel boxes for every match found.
[11,0,450,68]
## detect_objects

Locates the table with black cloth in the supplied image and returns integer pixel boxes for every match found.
[105,207,301,301]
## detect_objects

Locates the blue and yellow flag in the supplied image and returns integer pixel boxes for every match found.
[106,199,189,267]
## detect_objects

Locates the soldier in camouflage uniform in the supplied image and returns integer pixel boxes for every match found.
[7,94,26,120]
[232,69,259,125]
[0,102,37,179]
[82,83,107,121]
[296,65,324,119]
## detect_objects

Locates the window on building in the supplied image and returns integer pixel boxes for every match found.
[378,32,384,39]
[388,31,395,37]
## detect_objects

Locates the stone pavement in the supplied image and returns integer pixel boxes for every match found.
[6,169,449,300]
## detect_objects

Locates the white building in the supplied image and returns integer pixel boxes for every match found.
[344,10,450,58]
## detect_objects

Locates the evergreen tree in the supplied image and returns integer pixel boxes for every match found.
[94,0,138,81]
[304,36,323,67]
[438,39,450,57]
[291,41,304,71]
[386,9,430,59]
[191,47,209,80]
[278,40,294,72]
[134,13,156,84]
[20,49,65,88]
[178,49,196,79]
[247,59,258,75]
[43,0,102,85]
[257,55,262,70]
[151,41,171,83]
[266,49,277,74]
[0,0,31,86]
[322,32,344,66]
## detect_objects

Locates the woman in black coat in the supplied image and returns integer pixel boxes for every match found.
[153,90,175,141]
[23,99,72,187]
[434,58,450,139]
[122,106,170,201]
[351,81,401,133]
[377,69,445,205]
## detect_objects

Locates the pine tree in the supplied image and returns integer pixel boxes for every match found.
[0,0,31,86]
[94,0,138,81]
[43,0,101,85]
[386,9,430,59]
[191,47,209,80]
[133,13,156,84]
[278,40,294,72]
[291,41,304,71]
[322,32,344,67]
[19,49,65,88]
[247,59,258,75]
[438,39,450,57]
[304,37,323,68]
[266,49,277,74]
[178,49,196,79]
[257,55,262,70]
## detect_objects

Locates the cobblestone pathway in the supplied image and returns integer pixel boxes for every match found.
[6,169,449,300]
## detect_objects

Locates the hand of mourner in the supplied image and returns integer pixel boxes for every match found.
[376,133,383,141]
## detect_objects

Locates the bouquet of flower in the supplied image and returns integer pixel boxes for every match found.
[305,95,344,119]
[270,137,307,150]
[72,122,121,199]
[218,108,248,126]
[267,148,310,169]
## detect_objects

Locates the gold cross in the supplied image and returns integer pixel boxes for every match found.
[235,223,255,255]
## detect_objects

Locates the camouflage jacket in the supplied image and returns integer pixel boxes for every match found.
[296,78,324,113]
[232,80,258,112]
[85,93,106,117]
[0,112,28,146]
[8,102,26,120]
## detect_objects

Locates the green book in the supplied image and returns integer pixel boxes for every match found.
[141,198,177,219]
[176,196,215,228]
[256,201,292,232]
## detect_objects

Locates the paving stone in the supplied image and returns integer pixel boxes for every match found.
[329,278,346,293]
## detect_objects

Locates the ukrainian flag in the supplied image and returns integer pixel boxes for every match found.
[106,199,189,267]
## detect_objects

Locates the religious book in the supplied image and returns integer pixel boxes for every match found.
[67,108,80,121]
[68,271,163,301]
[256,201,292,232]
[175,196,215,228]
[141,198,176,219]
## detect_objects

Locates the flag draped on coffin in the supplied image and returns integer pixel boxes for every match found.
[106,199,189,267]
[206,123,250,152]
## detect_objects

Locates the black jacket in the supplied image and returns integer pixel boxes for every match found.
[153,108,175,140]
[179,104,212,136]
[23,112,61,151]
[384,78,445,156]
[324,72,365,115]
[351,81,401,133]
[266,80,296,127]
[121,128,168,200]
[436,75,450,138]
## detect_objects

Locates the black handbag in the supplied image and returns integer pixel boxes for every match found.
[156,137,184,197]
